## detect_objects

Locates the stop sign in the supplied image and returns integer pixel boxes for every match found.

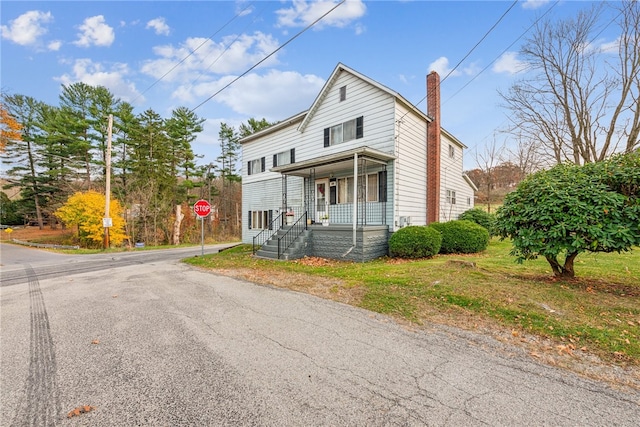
[193,199,211,218]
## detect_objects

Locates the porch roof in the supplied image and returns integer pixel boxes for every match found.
[270,146,396,177]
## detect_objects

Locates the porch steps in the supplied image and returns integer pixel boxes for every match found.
[254,227,311,260]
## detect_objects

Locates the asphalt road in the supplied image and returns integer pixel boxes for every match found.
[1,243,639,426]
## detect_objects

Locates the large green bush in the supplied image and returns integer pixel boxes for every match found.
[389,226,442,258]
[429,220,490,254]
[459,208,496,236]
[496,152,640,278]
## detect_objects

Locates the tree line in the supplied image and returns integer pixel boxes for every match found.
[0,83,270,246]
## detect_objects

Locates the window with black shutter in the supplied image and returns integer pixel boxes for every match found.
[356,116,363,139]
[378,170,387,202]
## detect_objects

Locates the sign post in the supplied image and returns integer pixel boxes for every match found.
[193,199,211,256]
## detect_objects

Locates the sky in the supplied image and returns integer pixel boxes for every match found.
[0,0,624,171]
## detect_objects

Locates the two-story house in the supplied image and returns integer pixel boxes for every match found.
[240,63,477,261]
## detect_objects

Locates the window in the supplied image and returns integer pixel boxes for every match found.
[247,157,265,175]
[446,189,456,204]
[248,210,273,230]
[324,116,364,147]
[273,148,295,167]
[367,173,378,202]
[339,85,346,102]
[336,172,384,204]
[449,144,455,159]
[337,177,354,203]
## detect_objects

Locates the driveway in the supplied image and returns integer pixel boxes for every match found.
[1,243,639,425]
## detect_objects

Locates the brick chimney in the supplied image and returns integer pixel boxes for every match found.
[426,71,441,224]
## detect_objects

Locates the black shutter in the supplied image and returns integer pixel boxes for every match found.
[248,211,252,229]
[273,154,278,167]
[324,127,330,147]
[268,210,273,230]
[378,170,387,202]
[247,161,252,175]
[290,148,295,163]
[356,116,364,139]
[261,157,266,172]
[329,179,337,205]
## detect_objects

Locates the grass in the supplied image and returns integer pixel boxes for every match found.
[184,239,640,367]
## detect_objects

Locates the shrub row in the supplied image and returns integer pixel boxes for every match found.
[389,218,490,259]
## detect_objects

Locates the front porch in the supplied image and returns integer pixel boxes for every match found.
[254,147,395,261]
[254,220,389,262]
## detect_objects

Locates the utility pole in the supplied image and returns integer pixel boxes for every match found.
[103,114,113,249]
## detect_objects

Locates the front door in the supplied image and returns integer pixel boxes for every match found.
[315,179,329,222]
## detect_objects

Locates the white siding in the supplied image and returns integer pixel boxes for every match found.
[393,103,427,229]
[241,176,305,243]
[439,133,475,221]
[296,71,397,165]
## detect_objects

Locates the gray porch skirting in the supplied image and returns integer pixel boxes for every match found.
[306,225,388,262]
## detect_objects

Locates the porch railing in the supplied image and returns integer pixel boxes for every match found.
[277,212,308,259]
[252,212,284,254]
[319,202,386,226]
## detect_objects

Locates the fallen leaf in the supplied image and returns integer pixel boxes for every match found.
[67,405,95,418]
[112,295,118,298]
[91,340,100,345]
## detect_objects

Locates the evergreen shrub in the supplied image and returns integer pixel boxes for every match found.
[429,220,489,254]
[459,208,497,236]
[389,226,442,259]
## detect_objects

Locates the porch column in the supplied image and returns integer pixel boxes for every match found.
[352,153,358,246]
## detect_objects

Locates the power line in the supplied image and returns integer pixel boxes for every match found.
[192,0,346,112]
[441,0,519,84]
[402,0,519,118]
[132,2,255,105]
[444,1,560,105]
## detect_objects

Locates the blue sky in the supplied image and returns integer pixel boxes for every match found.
[1,0,620,170]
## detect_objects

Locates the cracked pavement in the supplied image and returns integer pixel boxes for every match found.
[1,244,639,426]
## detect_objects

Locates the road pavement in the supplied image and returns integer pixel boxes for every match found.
[1,243,639,426]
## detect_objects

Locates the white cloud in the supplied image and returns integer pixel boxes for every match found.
[600,37,620,54]
[521,0,550,10]
[1,10,53,46]
[276,0,366,30]
[141,32,280,83]
[186,70,325,120]
[55,58,143,103]
[428,57,460,78]
[493,52,527,74]
[146,17,170,36]
[73,15,115,47]
[47,40,62,51]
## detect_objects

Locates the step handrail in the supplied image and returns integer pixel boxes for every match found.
[252,212,284,254]
[277,212,308,259]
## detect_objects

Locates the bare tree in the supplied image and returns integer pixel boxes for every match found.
[475,136,504,213]
[500,1,640,165]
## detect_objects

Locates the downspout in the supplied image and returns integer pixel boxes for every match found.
[352,152,358,247]
[342,152,358,257]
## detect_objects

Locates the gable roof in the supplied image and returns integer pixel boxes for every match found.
[297,63,430,132]
[239,110,307,144]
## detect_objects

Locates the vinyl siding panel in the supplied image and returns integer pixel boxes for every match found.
[439,133,474,221]
[393,103,427,228]
[241,176,305,243]
[297,72,396,164]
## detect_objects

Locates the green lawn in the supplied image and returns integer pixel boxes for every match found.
[184,239,640,366]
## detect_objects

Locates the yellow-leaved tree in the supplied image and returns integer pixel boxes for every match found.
[0,103,22,153]
[55,191,127,247]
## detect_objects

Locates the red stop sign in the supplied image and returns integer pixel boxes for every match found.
[193,199,211,217]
